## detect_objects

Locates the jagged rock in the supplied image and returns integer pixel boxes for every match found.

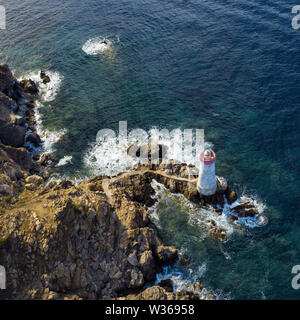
[40,71,50,84]
[156,245,178,265]
[0,145,32,171]
[117,285,200,300]
[20,79,39,95]
[0,64,23,100]
[179,257,189,266]
[0,184,11,196]
[0,124,26,148]
[158,279,173,292]
[233,202,258,217]
[25,110,36,131]
[38,153,58,168]
[225,187,238,204]
[0,92,18,113]
[139,250,156,281]
[26,132,42,147]
[25,175,43,190]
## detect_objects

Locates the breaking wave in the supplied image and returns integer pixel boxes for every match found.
[155,265,230,300]
[83,127,212,176]
[18,70,63,102]
[18,70,66,154]
[82,37,114,55]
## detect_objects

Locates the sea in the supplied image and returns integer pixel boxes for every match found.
[0,0,299,299]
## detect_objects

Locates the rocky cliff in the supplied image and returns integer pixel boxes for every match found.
[0,65,258,300]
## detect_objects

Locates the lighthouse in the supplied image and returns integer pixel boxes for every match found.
[197,149,217,196]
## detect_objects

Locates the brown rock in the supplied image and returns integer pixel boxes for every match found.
[225,187,238,204]
[20,79,39,95]
[0,145,32,171]
[0,64,23,100]
[158,279,173,292]
[156,245,178,265]
[0,124,26,147]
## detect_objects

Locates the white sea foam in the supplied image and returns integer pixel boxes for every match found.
[83,127,213,176]
[18,70,66,154]
[18,70,63,102]
[149,179,235,240]
[56,155,73,167]
[222,193,268,229]
[155,265,230,300]
[83,136,140,176]
[82,37,113,55]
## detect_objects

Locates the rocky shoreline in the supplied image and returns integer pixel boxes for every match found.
[0,65,259,300]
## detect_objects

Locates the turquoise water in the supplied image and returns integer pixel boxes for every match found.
[0,0,299,299]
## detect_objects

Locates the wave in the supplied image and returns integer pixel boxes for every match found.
[155,265,230,300]
[149,179,236,240]
[83,126,213,176]
[18,70,63,102]
[82,37,113,55]
[222,193,268,228]
[18,70,66,154]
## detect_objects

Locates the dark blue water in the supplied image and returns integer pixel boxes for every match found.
[0,0,299,299]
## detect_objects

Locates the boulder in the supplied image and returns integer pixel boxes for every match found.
[25,174,44,190]
[0,124,26,147]
[0,92,18,113]
[0,64,23,100]
[25,110,36,131]
[40,71,50,84]
[26,132,42,147]
[155,245,178,265]
[233,202,259,217]
[225,187,238,204]
[0,144,32,171]
[139,250,156,281]
[157,279,173,292]
[20,79,39,95]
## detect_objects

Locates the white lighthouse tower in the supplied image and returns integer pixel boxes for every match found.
[197,149,217,196]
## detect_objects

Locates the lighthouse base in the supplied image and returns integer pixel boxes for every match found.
[197,181,217,196]
[197,182,217,196]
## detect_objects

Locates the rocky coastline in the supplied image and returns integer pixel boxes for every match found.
[0,65,259,300]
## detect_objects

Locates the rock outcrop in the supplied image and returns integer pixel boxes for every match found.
[0,64,259,301]
[0,175,178,300]
[0,64,43,199]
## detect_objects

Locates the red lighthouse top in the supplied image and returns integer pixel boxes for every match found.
[200,149,216,164]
